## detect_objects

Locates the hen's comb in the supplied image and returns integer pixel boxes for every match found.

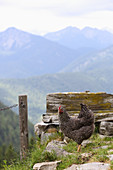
[59,105,61,110]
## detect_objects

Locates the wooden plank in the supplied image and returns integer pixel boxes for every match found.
[19,95,28,160]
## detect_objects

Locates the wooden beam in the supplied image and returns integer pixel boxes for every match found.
[19,95,28,160]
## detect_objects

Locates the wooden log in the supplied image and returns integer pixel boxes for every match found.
[19,95,28,160]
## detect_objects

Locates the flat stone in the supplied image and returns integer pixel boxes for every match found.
[46,92,113,114]
[34,122,59,136]
[82,140,92,147]
[42,112,113,124]
[95,113,113,122]
[42,114,59,123]
[99,121,113,136]
[93,145,108,150]
[99,134,113,139]
[45,140,73,157]
[33,160,61,170]
[42,114,52,123]
[65,162,110,170]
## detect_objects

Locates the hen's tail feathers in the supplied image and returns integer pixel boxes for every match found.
[80,103,89,112]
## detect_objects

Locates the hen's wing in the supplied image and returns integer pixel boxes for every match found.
[69,117,86,130]
[68,124,95,144]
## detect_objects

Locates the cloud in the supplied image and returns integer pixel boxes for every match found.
[47,0,113,17]
[0,0,113,34]
[2,0,113,13]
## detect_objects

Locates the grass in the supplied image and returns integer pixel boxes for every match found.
[2,132,113,170]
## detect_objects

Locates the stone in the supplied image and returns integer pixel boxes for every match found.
[108,149,113,153]
[45,140,73,157]
[64,136,72,144]
[33,160,61,170]
[42,114,59,123]
[43,112,113,124]
[46,92,113,115]
[46,92,113,124]
[34,122,48,137]
[107,154,113,161]
[42,114,52,123]
[41,132,59,144]
[99,121,113,135]
[95,112,113,122]
[99,134,113,139]
[65,162,110,170]
[82,140,92,147]
[80,153,92,162]
[101,145,108,149]
[34,122,59,137]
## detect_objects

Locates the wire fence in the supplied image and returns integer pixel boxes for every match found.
[0,104,18,111]
[0,95,28,159]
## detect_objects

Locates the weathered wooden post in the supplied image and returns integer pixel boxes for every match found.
[19,95,29,160]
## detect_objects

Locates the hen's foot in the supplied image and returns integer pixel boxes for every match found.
[77,144,81,152]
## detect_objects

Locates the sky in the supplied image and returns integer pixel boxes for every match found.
[0,0,113,35]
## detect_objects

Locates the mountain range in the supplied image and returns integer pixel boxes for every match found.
[0,27,113,78]
[44,26,113,50]
[0,27,76,78]
[0,26,113,123]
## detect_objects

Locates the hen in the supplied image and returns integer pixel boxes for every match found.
[58,103,95,152]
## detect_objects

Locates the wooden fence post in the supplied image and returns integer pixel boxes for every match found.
[19,95,29,160]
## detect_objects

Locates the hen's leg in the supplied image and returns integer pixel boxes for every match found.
[77,144,81,152]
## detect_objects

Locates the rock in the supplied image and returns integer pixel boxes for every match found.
[93,145,108,150]
[80,153,92,162]
[41,132,53,144]
[64,136,72,144]
[107,154,113,161]
[34,122,48,136]
[101,145,108,149]
[43,112,113,124]
[46,92,113,115]
[33,160,61,170]
[43,114,59,123]
[42,114,52,123]
[95,112,113,122]
[99,121,113,135]
[65,162,110,170]
[41,131,60,144]
[45,140,73,157]
[99,134,113,139]
[82,140,92,147]
[34,122,59,136]
[108,149,113,153]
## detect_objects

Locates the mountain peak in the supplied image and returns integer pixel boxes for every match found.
[5,27,19,32]
[0,27,31,50]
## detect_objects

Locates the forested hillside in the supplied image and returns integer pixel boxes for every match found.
[0,101,34,150]
[0,70,113,124]
[0,101,34,168]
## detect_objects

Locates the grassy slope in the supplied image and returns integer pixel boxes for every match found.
[2,132,113,170]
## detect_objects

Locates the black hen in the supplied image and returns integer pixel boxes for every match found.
[58,104,95,152]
